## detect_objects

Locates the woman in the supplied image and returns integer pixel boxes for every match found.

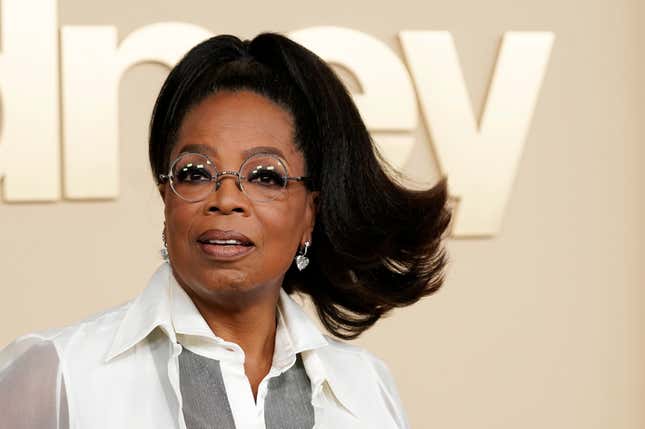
[0,32,451,428]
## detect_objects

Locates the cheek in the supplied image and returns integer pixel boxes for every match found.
[164,200,197,247]
[254,203,303,268]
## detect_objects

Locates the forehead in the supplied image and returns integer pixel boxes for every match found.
[172,90,300,166]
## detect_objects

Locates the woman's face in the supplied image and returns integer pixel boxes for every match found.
[159,90,317,305]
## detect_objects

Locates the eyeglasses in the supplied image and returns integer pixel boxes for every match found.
[158,152,311,203]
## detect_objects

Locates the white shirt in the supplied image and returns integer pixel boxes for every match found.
[0,262,410,428]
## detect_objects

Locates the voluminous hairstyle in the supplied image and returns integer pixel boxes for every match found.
[149,33,452,340]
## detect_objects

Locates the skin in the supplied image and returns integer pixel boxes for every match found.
[157,90,318,402]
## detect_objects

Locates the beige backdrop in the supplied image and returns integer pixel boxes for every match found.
[1,0,643,427]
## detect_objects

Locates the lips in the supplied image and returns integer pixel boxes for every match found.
[197,229,254,246]
[196,229,255,260]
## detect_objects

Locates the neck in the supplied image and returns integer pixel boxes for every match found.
[181,283,280,365]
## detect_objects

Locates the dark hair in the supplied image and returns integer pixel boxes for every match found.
[149,33,452,340]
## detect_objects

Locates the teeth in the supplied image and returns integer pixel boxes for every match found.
[206,239,243,245]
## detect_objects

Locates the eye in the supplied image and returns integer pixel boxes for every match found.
[175,164,212,183]
[247,168,286,187]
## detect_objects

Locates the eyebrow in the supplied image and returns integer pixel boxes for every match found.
[176,143,290,166]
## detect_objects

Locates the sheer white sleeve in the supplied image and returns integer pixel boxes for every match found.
[0,336,69,429]
[363,351,411,429]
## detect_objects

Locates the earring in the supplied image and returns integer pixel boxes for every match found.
[295,240,311,271]
[160,225,169,261]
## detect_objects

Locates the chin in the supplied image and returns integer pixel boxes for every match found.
[198,269,254,294]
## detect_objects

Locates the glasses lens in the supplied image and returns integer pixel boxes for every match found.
[241,155,288,202]
[170,153,216,202]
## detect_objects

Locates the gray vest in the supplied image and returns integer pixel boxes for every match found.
[178,346,315,429]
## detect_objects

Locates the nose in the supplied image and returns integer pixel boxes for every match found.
[203,171,249,215]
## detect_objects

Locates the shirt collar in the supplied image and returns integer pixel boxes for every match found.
[169,267,325,370]
[104,262,177,363]
[104,262,359,417]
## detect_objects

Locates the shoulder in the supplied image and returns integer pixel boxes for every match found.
[0,300,132,370]
[0,302,133,428]
[321,334,396,378]
[319,334,410,428]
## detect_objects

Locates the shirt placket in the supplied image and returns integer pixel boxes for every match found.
[173,335,270,429]
[220,358,265,429]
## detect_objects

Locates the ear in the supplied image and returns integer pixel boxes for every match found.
[157,183,166,201]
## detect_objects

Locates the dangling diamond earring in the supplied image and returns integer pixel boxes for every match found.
[160,226,169,261]
[295,240,311,271]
